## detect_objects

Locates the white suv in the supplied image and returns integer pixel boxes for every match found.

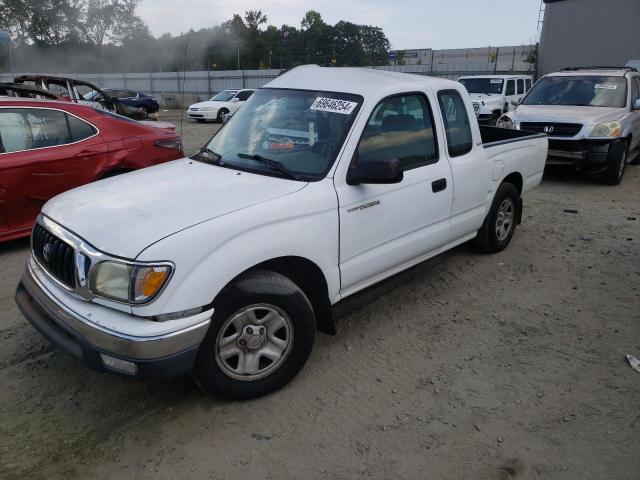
[504,67,640,185]
[188,89,254,123]
[458,74,532,125]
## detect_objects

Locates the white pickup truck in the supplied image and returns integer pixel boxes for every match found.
[16,66,547,399]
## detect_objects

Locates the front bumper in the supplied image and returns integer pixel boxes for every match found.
[187,110,217,120]
[15,260,212,379]
[546,139,615,173]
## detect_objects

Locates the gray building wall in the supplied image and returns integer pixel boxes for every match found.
[538,0,640,76]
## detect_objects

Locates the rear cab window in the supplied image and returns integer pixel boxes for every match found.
[437,90,473,157]
[356,93,438,171]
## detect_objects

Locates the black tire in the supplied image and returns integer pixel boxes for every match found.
[193,270,316,400]
[601,140,628,185]
[216,108,229,123]
[474,182,519,253]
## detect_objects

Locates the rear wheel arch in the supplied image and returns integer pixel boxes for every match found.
[502,172,523,195]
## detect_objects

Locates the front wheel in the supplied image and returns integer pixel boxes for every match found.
[474,182,519,253]
[216,108,229,123]
[601,140,628,185]
[193,270,316,400]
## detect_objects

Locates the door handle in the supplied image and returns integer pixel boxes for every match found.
[432,178,447,193]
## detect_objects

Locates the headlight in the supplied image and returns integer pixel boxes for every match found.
[91,261,172,304]
[589,121,622,138]
[200,106,214,111]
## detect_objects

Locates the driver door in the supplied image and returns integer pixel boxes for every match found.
[334,92,453,295]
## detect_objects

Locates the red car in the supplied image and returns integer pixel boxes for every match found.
[0,98,183,242]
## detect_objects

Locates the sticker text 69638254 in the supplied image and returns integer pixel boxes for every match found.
[310,97,358,115]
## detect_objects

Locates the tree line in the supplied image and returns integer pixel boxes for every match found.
[0,2,391,73]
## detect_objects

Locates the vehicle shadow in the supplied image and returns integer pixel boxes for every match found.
[0,236,30,255]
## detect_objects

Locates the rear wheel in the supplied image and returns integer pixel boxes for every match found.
[193,270,316,400]
[474,182,519,253]
[601,140,628,185]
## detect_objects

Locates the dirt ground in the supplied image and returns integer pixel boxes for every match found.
[0,111,638,480]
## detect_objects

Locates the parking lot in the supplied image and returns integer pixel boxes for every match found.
[1,111,639,480]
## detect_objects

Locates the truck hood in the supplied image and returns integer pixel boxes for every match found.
[513,105,625,126]
[42,159,307,258]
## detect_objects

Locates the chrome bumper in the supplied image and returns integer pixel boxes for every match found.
[17,260,212,363]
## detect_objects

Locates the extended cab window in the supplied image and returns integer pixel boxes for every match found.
[506,80,515,96]
[517,79,525,95]
[356,94,438,170]
[437,90,473,157]
[0,108,70,152]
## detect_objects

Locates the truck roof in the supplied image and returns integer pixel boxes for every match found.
[265,65,461,97]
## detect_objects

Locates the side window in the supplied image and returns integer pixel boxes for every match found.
[67,114,97,142]
[631,77,640,103]
[0,108,71,153]
[237,90,253,101]
[437,90,473,157]
[506,80,515,96]
[525,79,532,91]
[356,94,438,170]
[517,79,525,95]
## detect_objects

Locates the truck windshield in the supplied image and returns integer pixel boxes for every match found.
[199,88,362,180]
[459,78,504,94]
[522,76,627,108]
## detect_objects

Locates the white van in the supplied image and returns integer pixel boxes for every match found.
[458,75,533,125]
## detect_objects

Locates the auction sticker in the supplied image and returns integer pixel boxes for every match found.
[310,97,358,115]
[595,84,617,89]
[490,79,502,83]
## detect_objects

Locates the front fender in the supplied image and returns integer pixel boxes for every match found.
[131,180,340,317]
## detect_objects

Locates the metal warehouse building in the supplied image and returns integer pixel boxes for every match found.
[538,0,640,76]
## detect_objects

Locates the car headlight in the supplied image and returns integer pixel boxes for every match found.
[91,261,172,304]
[589,121,622,138]
[200,106,214,111]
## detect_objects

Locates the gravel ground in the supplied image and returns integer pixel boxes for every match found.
[0,111,638,480]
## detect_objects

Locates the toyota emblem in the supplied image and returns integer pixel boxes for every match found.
[42,243,52,262]
[543,125,554,134]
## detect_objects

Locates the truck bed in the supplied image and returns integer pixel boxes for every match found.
[480,125,546,147]
[479,126,548,196]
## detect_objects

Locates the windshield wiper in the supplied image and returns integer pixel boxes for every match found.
[237,153,300,180]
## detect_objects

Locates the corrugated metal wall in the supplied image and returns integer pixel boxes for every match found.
[0,63,534,106]
[539,0,640,76]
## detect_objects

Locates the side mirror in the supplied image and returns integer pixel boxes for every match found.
[231,97,240,103]
[347,159,403,186]
[510,100,519,107]
[633,99,640,110]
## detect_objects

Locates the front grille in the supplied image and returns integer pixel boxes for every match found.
[520,122,583,137]
[32,224,76,289]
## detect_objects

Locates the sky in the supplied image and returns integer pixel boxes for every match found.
[138,0,543,50]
